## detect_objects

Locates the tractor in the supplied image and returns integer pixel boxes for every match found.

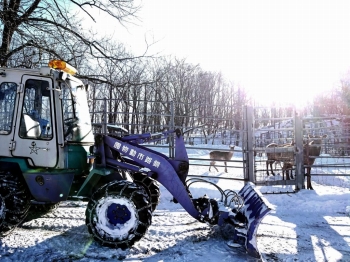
[0,61,271,258]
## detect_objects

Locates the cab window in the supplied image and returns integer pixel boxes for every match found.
[0,82,17,134]
[19,79,52,139]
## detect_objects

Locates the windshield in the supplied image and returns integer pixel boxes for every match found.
[62,77,94,143]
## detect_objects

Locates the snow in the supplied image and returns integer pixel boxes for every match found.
[0,146,350,261]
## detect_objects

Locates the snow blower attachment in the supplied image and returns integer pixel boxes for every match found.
[229,182,273,258]
[87,128,272,258]
[186,179,273,258]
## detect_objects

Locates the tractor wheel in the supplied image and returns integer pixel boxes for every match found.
[131,172,160,212]
[85,180,152,249]
[0,171,31,236]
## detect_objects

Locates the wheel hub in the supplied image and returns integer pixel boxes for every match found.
[107,203,131,225]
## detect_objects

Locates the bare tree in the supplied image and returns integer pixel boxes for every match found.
[340,77,350,113]
[0,0,141,67]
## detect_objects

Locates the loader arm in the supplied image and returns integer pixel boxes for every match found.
[93,129,201,220]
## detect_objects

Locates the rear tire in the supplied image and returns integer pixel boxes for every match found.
[0,171,31,236]
[85,180,152,249]
[131,172,160,212]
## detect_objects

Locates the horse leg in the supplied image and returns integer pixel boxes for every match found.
[270,161,275,176]
[290,169,294,179]
[306,167,313,190]
[266,161,270,176]
[302,168,306,189]
[210,161,219,172]
[286,169,290,180]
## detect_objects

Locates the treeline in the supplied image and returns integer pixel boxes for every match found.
[86,57,248,134]
[309,82,350,117]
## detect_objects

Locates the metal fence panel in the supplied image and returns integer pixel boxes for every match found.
[90,98,247,181]
[90,100,350,189]
[301,115,350,188]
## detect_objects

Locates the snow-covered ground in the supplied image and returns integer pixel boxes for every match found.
[0,146,349,262]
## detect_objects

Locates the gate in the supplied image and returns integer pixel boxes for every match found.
[250,107,350,191]
[250,106,300,190]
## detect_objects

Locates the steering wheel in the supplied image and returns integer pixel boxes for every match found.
[64,117,78,138]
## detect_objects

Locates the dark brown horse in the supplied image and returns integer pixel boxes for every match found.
[304,134,327,190]
[265,142,294,176]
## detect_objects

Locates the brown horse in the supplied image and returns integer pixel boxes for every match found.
[265,142,294,176]
[209,145,235,172]
[304,134,328,190]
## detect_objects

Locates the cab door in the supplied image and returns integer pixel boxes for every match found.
[12,75,58,167]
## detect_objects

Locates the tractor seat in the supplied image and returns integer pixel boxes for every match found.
[21,114,41,138]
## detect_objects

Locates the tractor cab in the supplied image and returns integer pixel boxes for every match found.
[0,60,94,171]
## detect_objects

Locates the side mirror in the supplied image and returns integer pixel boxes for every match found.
[58,72,68,81]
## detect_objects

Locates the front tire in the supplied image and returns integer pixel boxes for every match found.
[85,180,152,249]
[0,171,31,236]
[131,172,160,212]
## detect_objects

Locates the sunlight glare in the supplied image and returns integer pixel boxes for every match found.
[86,0,350,107]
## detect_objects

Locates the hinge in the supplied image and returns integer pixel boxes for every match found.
[17,83,24,93]
[9,141,16,151]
